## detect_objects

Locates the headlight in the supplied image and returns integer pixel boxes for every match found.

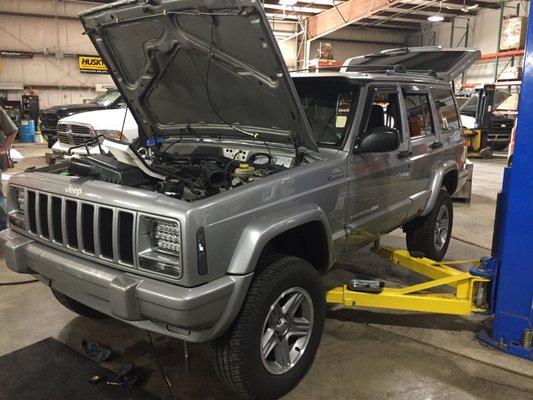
[14,188,25,214]
[138,216,181,278]
[8,187,26,229]
[97,129,127,142]
[154,221,181,253]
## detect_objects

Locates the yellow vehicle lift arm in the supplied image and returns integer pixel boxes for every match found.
[326,246,490,316]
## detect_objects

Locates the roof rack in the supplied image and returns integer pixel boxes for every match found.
[340,63,440,79]
[288,64,440,79]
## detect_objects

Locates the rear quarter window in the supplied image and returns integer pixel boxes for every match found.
[431,88,460,132]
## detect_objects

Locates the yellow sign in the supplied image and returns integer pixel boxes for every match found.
[78,55,108,74]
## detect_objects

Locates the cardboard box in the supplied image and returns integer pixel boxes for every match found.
[501,17,527,50]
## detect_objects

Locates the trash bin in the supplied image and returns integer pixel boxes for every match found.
[19,119,35,143]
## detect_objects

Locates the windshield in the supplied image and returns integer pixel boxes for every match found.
[91,90,121,107]
[293,77,358,148]
[460,89,511,117]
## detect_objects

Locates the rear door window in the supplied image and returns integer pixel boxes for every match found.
[431,88,460,132]
[403,93,435,139]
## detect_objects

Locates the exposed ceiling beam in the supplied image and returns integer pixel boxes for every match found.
[393,4,475,16]
[262,0,332,11]
[353,19,421,31]
[307,0,404,39]
[437,0,500,9]
[375,10,452,23]
[266,9,317,18]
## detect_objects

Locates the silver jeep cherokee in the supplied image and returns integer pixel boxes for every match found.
[1,1,477,398]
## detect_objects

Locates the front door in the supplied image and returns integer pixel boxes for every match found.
[345,85,411,252]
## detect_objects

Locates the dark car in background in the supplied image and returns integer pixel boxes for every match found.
[39,88,124,147]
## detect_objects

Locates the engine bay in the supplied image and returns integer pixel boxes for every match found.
[47,142,297,202]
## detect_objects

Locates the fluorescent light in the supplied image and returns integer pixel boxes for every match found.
[428,15,444,22]
[279,0,298,5]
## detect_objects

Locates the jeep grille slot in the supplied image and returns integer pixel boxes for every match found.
[27,190,37,234]
[118,211,134,265]
[51,197,63,243]
[20,190,138,271]
[99,207,114,259]
[81,204,95,254]
[38,194,49,239]
[65,200,78,248]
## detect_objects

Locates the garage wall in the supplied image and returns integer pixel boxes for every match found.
[0,0,113,109]
[427,1,528,85]
[310,27,411,63]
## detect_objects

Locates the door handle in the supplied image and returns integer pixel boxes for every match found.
[397,150,412,159]
[429,141,443,150]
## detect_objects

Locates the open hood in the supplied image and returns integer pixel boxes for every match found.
[80,0,318,152]
[342,47,481,81]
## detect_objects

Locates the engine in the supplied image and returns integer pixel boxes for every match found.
[59,145,290,202]
[150,150,286,202]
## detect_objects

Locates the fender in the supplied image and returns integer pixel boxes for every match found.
[422,160,458,216]
[227,203,334,275]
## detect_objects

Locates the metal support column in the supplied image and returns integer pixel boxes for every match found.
[494,0,505,81]
[473,3,533,360]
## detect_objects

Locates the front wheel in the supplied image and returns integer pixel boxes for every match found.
[52,289,107,319]
[211,255,325,400]
[405,189,453,261]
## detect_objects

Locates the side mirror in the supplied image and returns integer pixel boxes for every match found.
[355,126,401,153]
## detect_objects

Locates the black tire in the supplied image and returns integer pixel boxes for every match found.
[492,143,508,152]
[211,255,325,400]
[52,289,107,319]
[405,189,453,261]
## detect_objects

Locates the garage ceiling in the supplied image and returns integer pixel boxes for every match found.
[67,0,502,36]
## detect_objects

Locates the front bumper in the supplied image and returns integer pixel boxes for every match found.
[0,229,252,342]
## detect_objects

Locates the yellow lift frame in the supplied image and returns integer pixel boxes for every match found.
[326,245,490,316]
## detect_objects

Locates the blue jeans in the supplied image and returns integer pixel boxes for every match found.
[0,183,6,231]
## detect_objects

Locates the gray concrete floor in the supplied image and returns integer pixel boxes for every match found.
[1,149,532,399]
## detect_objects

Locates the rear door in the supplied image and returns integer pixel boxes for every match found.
[402,85,442,215]
[345,84,411,251]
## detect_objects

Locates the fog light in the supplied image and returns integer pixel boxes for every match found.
[140,258,181,277]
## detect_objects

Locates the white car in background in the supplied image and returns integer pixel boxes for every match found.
[51,107,138,160]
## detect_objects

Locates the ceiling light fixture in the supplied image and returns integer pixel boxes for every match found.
[428,1,444,22]
[279,0,298,6]
[428,15,444,22]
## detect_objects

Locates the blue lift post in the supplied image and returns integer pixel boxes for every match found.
[472,15,533,361]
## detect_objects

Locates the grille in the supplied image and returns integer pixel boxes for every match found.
[71,125,92,135]
[25,190,136,266]
[44,112,58,122]
[57,124,68,134]
[57,123,95,146]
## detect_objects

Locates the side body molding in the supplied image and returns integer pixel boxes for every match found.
[422,160,459,216]
[227,204,334,275]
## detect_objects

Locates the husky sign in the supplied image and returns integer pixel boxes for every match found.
[78,55,108,74]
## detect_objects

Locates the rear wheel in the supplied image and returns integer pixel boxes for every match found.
[492,143,508,152]
[52,289,107,319]
[405,189,453,261]
[211,255,325,400]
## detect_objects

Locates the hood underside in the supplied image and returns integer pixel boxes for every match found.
[80,0,318,152]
